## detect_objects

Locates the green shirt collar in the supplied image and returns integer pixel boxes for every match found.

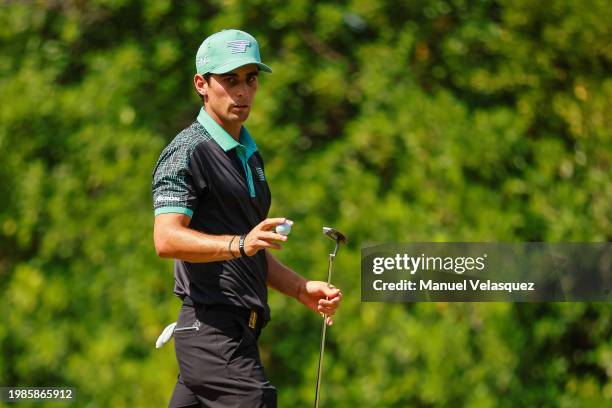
[197,107,258,158]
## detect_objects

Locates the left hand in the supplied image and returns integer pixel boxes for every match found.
[297,280,343,326]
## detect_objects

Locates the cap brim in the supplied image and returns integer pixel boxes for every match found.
[208,58,272,74]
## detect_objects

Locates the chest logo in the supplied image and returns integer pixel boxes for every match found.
[255,167,266,182]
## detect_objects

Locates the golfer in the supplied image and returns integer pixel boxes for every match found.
[152,29,342,407]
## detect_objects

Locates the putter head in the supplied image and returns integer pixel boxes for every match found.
[322,227,347,244]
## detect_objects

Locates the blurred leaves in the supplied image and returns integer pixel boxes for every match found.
[0,0,610,407]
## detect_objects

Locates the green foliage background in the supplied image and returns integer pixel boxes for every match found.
[0,0,610,406]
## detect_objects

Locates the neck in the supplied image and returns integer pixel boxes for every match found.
[204,105,241,141]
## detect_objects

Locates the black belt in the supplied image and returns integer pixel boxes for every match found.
[182,296,264,333]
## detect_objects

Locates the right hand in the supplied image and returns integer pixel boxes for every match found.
[243,218,291,256]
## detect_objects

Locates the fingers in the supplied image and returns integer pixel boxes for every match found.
[318,306,337,316]
[319,313,334,326]
[259,218,288,230]
[258,231,288,242]
[257,240,282,250]
[319,297,341,308]
[245,220,291,255]
[317,306,338,315]
[252,232,286,252]
[244,238,283,255]
[305,281,341,298]
[321,285,341,298]
[308,280,342,324]
[317,296,341,315]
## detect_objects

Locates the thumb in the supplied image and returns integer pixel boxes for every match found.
[321,284,341,298]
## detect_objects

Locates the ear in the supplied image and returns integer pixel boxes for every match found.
[194,74,208,98]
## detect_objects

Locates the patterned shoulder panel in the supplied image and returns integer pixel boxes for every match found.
[151,122,212,217]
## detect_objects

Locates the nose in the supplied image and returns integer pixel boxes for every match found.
[235,81,248,98]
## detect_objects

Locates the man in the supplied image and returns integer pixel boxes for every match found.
[152,29,342,407]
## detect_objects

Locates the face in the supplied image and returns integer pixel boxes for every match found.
[195,64,259,125]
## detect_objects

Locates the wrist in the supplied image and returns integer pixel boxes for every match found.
[239,234,248,257]
[295,279,307,302]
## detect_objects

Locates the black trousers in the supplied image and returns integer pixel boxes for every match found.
[168,303,277,408]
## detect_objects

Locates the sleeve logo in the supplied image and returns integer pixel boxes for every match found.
[155,195,181,203]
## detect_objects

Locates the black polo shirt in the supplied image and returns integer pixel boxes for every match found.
[152,108,272,321]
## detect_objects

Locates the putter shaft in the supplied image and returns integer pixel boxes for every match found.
[314,249,336,408]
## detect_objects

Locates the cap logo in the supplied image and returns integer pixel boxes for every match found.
[196,55,209,66]
[226,40,251,54]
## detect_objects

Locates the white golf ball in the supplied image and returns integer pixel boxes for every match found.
[276,222,292,236]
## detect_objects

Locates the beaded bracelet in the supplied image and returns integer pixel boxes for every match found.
[228,235,238,258]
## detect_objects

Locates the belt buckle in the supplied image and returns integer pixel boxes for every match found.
[248,309,257,329]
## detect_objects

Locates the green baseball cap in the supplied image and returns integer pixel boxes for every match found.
[195,29,272,75]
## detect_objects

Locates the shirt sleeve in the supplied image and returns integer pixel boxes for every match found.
[152,137,204,218]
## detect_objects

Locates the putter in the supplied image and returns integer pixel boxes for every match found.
[314,227,347,408]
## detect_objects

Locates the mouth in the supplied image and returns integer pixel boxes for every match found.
[232,105,249,110]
